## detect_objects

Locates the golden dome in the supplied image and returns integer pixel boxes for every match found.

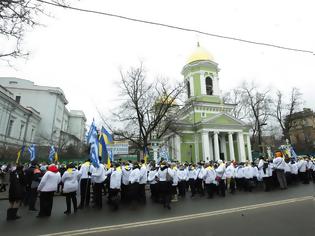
[187,43,214,64]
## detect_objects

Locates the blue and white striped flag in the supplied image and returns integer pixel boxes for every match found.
[88,121,100,168]
[28,144,36,161]
[86,119,96,143]
[48,146,55,163]
[159,145,169,162]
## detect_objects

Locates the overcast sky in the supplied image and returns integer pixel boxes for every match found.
[1,0,314,124]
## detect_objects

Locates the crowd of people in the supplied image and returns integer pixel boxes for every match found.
[2,150,315,221]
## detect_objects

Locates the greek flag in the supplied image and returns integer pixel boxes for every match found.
[88,121,99,168]
[159,145,169,162]
[48,146,55,163]
[28,144,36,161]
[86,119,96,143]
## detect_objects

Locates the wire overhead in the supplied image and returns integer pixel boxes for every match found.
[37,0,314,55]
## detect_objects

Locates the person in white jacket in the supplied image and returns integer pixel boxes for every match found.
[273,151,288,189]
[243,162,254,192]
[108,163,122,210]
[235,164,245,191]
[121,162,131,203]
[225,162,236,193]
[62,163,80,214]
[78,160,92,209]
[156,161,174,209]
[37,164,61,218]
[177,164,188,198]
[298,157,309,184]
[203,163,216,198]
[170,163,179,201]
[147,164,158,202]
[258,157,271,191]
[128,162,141,202]
[91,163,106,209]
[139,160,148,204]
[215,160,226,197]
[188,164,197,197]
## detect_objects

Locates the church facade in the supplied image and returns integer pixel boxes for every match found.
[162,44,252,163]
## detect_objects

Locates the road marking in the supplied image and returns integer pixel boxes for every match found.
[40,195,313,236]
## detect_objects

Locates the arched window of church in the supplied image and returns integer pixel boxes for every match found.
[187,81,191,98]
[206,76,213,95]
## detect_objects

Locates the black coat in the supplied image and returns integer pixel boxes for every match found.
[9,170,25,202]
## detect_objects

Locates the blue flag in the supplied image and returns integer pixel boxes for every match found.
[99,134,108,162]
[86,119,96,143]
[290,146,298,160]
[88,121,99,168]
[28,144,36,161]
[101,126,113,144]
[48,146,56,163]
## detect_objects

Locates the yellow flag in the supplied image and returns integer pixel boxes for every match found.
[54,152,59,162]
[16,150,21,164]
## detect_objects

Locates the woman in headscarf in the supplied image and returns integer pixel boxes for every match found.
[7,165,25,221]
[62,163,80,215]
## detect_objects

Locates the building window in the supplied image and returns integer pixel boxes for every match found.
[19,123,25,140]
[30,128,34,141]
[15,96,21,104]
[205,76,213,95]
[187,81,191,98]
[201,112,206,118]
[8,120,14,137]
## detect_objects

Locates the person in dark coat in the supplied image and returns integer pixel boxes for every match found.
[28,165,42,211]
[23,161,37,206]
[7,165,25,221]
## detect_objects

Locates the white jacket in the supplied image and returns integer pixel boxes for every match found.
[225,164,235,178]
[139,165,148,184]
[62,169,80,193]
[188,169,197,180]
[290,162,299,175]
[171,168,178,186]
[122,166,132,185]
[258,159,267,179]
[204,167,216,184]
[156,167,174,182]
[177,169,188,181]
[79,162,92,179]
[38,171,61,192]
[235,166,244,178]
[243,166,254,179]
[129,168,141,184]
[273,157,285,170]
[216,164,226,179]
[148,170,157,184]
[91,164,106,183]
[298,160,307,172]
[110,169,122,189]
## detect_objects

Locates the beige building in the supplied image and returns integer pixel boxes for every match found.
[288,108,315,153]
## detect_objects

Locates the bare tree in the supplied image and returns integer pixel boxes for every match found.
[273,87,302,142]
[223,88,248,120]
[0,0,69,63]
[111,64,184,152]
[240,82,272,152]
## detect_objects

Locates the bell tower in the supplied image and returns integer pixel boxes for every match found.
[182,43,221,103]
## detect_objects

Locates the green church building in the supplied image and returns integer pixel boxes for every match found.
[160,44,252,163]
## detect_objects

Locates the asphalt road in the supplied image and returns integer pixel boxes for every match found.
[0,183,314,236]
